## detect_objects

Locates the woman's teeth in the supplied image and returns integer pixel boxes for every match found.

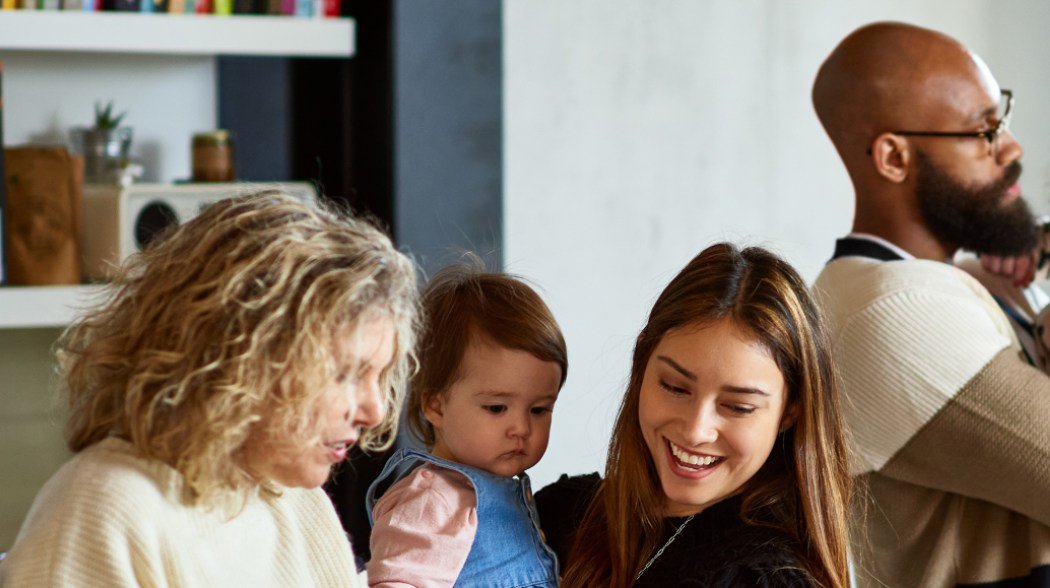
[670,441,722,467]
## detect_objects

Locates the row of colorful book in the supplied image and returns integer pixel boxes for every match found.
[0,0,341,17]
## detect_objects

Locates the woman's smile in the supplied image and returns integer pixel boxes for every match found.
[666,438,726,478]
[639,319,788,517]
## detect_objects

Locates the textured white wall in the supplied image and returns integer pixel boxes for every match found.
[989,2,1050,215]
[503,1,1044,488]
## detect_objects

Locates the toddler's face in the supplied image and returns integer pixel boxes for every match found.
[425,339,562,477]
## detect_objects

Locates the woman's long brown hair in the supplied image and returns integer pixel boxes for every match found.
[561,243,852,588]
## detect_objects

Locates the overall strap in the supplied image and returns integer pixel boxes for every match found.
[365,448,481,525]
[365,448,423,525]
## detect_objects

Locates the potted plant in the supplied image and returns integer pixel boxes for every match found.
[73,101,133,184]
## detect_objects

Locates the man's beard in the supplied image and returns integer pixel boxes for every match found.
[915,150,1037,257]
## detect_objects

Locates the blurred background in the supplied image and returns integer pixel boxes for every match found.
[3,0,1048,550]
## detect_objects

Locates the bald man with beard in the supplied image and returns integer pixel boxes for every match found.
[811,22,1050,588]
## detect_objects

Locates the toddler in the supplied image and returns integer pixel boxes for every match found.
[366,263,567,587]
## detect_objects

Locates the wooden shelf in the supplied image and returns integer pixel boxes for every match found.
[0,285,106,329]
[0,11,354,57]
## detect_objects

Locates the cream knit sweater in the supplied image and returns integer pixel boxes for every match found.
[0,438,365,587]
[814,256,1050,587]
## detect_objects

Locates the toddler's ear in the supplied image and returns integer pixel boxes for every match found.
[422,394,445,427]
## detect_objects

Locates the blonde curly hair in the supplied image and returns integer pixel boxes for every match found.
[59,192,419,508]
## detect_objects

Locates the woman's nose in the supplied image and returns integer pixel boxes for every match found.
[348,379,386,430]
[680,406,718,445]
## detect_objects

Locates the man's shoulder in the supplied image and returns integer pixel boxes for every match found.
[815,257,981,304]
[813,256,1006,336]
[814,257,1018,476]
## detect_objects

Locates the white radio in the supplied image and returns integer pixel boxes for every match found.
[80,182,317,280]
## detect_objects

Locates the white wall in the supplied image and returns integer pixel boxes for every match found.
[503,0,1048,488]
[1,51,216,182]
[990,2,1050,214]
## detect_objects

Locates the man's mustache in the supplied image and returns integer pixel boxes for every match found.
[998,161,1023,192]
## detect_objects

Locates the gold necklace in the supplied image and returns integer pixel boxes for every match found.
[635,514,694,581]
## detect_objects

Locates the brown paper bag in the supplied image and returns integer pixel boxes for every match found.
[4,147,84,285]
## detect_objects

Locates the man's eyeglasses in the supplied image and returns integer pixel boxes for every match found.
[869,89,1014,157]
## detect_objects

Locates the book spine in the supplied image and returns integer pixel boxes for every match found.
[1,0,17,8]
[322,0,337,17]
[193,0,210,14]
[167,0,184,13]
[293,0,310,18]
[61,0,84,11]
[107,0,140,11]
[213,0,231,16]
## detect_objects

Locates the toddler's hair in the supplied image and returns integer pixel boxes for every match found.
[407,259,567,447]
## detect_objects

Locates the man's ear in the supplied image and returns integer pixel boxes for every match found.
[422,393,445,428]
[870,132,911,184]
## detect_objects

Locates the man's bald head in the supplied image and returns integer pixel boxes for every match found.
[813,22,996,164]
[813,22,1030,261]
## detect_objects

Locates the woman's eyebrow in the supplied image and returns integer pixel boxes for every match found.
[655,356,696,381]
[657,356,771,396]
[721,385,770,397]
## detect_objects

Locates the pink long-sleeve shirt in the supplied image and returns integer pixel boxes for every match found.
[368,464,478,588]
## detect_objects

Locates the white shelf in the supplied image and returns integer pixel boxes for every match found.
[0,11,354,57]
[0,285,106,329]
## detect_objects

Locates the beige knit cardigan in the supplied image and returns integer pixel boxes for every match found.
[814,256,1050,588]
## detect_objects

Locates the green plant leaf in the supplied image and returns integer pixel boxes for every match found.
[94,100,127,130]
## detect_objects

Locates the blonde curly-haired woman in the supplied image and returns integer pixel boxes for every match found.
[0,193,418,587]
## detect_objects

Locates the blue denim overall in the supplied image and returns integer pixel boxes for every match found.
[367,448,559,588]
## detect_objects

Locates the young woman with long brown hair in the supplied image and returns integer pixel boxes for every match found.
[536,243,852,587]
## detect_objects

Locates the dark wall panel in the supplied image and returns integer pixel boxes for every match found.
[393,0,502,275]
[217,56,293,182]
